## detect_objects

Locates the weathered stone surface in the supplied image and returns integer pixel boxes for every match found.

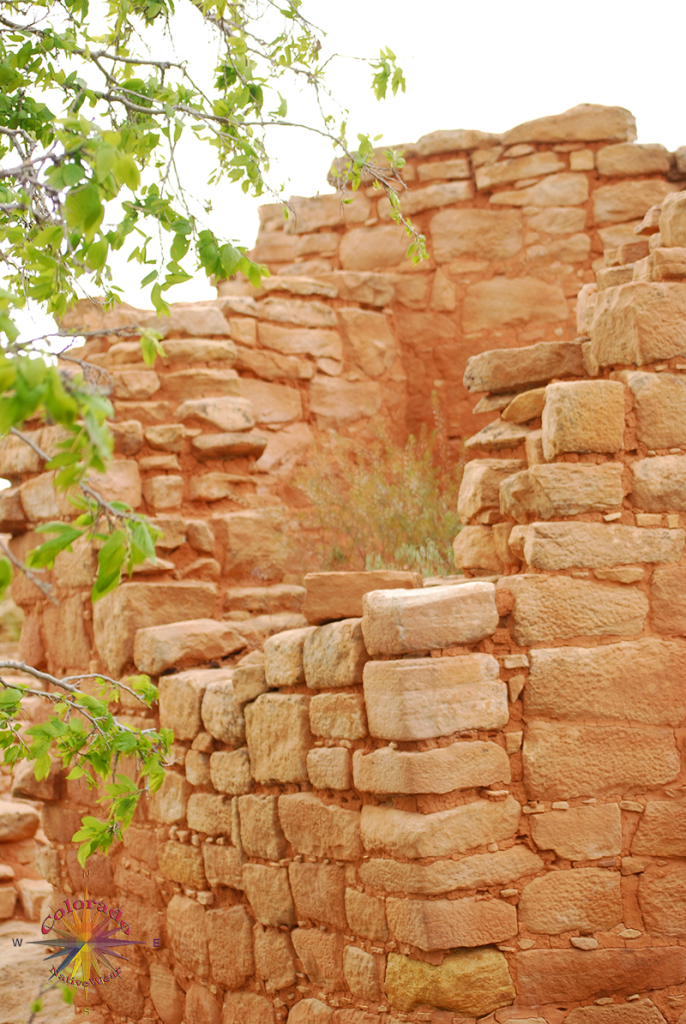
[158,842,207,889]
[263,626,315,688]
[308,694,367,742]
[93,581,217,676]
[360,796,521,858]
[387,895,516,950]
[501,387,546,423]
[590,283,686,367]
[223,992,275,1024]
[245,694,312,784]
[526,639,686,726]
[343,945,382,1001]
[302,570,422,624]
[134,618,246,675]
[186,792,234,835]
[379,180,474,219]
[431,209,523,262]
[210,748,253,795]
[417,157,471,180]
[476,151,564,189]
[464,341,582,394]
[159,669,214,741]
[384,948,515,1015]
[243,864,295,927]
[278,793,362,860]
[363,654,506,741]
[353,739,510,794]
[309,375,382,424]
[596,142,671,177]
[542,380,625,459]
[302,618,370,689]
[502,574,648,644]
[415,128,500,155]
[520,868,622,934]
[345,888,388,941]
[453,523,516,573]
[502,105,636,145]
[186,983,221,1024]
[337,309,396,377]
[651,565,686,633]
[291,928,345,991]
[622,371,686,448]
[527,206,587,233]
[143,473,183,509]
[520,522,683,570]
[214,509,288,582]
[523,721,679,799]
[207,905,254,990]
[638,863,686,936]
[287,999,333,1024]
[307,747,350,790]
[239,378,302,425]
[565,1003,666,1024]
[176,396,255,432]
[465,419,530,452]
[202,843,245,889]
[463,278,568,333]
[361,582,498,655]
[197,673,244,747]
[257,297,337,328]
[167,895,209,976]
[288,861,347,930]
[516,948,686,1003]
[147,770,193,824]
[359,845,543,894]
[339,225,410,271]
[254,924,296,992]
[660,191,686,247]
[500,463,624,523]
[0,800,40,841]
[593,181,676,223]
[235,797,286,864]
[458,459,526,522]
[632,797,686,856]
[235,344,313,380]
[490,173,588,208]
[150,963,184,1024]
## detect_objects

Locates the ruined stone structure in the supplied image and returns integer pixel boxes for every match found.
[2,104,686,1024]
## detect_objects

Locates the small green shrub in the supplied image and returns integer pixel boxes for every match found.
[294,418,463,579]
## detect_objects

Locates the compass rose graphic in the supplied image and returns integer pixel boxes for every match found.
[31,898,142,985]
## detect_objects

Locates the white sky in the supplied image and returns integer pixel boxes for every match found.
[17,0,686,340]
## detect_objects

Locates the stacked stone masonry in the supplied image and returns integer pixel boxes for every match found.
[3,103,686,1024]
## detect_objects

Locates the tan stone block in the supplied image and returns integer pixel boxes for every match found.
[520,867,622,934]
[353,740,510,795]
[565,1003,667,1024]
[463,277,568,333]
[476,151,564,190]
[632,797,686,856]
[150,964,184,1024]
[176,396,255,432]
[503,104,635,145]
[453,525,506,572]
[254,924,296,992]
[142,474,183,510]
[542,380,625,459]
[134,618,246,675]
[594,180,676,224]
[526,639,686,726]
[651,565,686,633]
[458,459,526,523]
[337,308,396,377]
[660,191,686,247]
[88,459,142,508]
[638,863,686,936]
[257,323,341,361]
[167,895,209,976]
[263,626,315,688]
[501,388,545,424]
[213,509,287,582]
[361,582,498,656]
[417,157,471,181]
[288,861,347,930]
[385,947,515,1015]
[202,844,245,889]
[239,378,302,425]
[278,793,362,860]
[635,246,686,283]
[223,992,275,1024]
[309,375,382,425]
[0,886,17,920]
[41,593,91,673]
[430,209,522,262]
[303,619,370,689]
[186,792,234,836]
[158,842,207,889]
[517,947,686,1003]
[238,793,287,860]
[590,283,686,367]
[490,173,588,208]
[344,888,388,941]
[502,574,648,644]
[245,694,312,784]
[343,946,382,1001]
[363,654,506,741]
[207,905,254,989]
[159,669,214,741]
[415,128,499,155]
[523,721,679,800]
[464,341,582,395]
[339,225,410,271]
[359,845,543,895]
[379,180,474,219]
[360,796,520,859]
[291,928,345,990]
[317,270,395,307]
[596,142,671,177]
[147,771,193,825]
[387,895,516,951]
[309,693,368,740]
[243,863,295,927]
[15,878,52,920]
[622,371,686,448]
[185,983,221,1024]
[520,521,683,570]
[210,749,253,795]
[464,419,531,452]
[288,192,370,233]
[255,297,337,328]
[302,570,422,624]
[235,344,313,381]
[307,747,351,790]
[287,999,333,1024]
[0,429,42,476]
[526,206,587,233]
[500,463,623,523]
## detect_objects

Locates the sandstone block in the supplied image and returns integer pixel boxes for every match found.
[278,793,362,860]
[158,842,207,889]
[291,928,345,990]
[342,945,382,1001]
[523,721,679,799]
[263,626,316,688]
[596,142,671,177]
[288,192,370,232]
[243,864,295,927]
[287,999,333,1024]
[458,459,526,522]
[660,190,686,247]
[344,889,388,941]
[207,905,254,989]
[147,771,193,825]
[415,128,499,155]
[186,983,221,1024]
[453,524,510,572]
[465,419,530,452]
[149,964,184,1024]
[353,740,510,794]
[590,283,686,367]
[622,370,686,448]
[360,796,521,859]
[167,895,209,976]
[379,180,474,219]
[198,672,245,746]
[519,867,622,934]
[202,844,245,889]
[430,209,523,262]
[634,246,686,283]
[254,924,296,992]
[256,297,337,328]
[463,277,569,333]
[309,375,382,425]
[214,509,288,582]
[520,521,683,570]
[651,565,686,633]
[288,861,347,930]
[232,652,267,705]
[89,459,142,508]
[516,948,686,1003]
[363,654,507,741]
[501,387,546,423]
[632,797,686,856]
[359,845,543,895]
[302,570,422,624]
[542,380,625,459]
[338,308,396,377]
[303,618,370,688]
[526,639,686,726]
[239,378,302,425]
[163,368,239,402]
[186,792,234,836]
[387,895,516,951]
[500,463,624,523]
[384,948,515,1015]
[527,206,587,233]
[502,573,648,644]
[0,800,40,841]
[176,396,255,432]
[191,430,268,459]
[417,157,470,180]
[638,863,686,936]
[134,618,246,675]
[15,878,52,920]
[339,225,409,271]
[489,173,588,208]
[565,1003,667,1024]
[361,582,498,655]
[245,694,312,784]
[237,794,287,860]
[502,104,636,145]
[476,151,564,189]
[0,887,17,920]
[159,669,215,741]
[593,180,676,224]
[223,992,275,1024]
[464,341,583,394]
[210,749,253,795]
[307,747,351,790]
[309,693,367,739]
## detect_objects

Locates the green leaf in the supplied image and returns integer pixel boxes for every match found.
[115,154,141,191]
[0,558,11,599]
[64,183,104,241]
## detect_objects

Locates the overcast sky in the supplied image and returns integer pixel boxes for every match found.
[18,0,686,339]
